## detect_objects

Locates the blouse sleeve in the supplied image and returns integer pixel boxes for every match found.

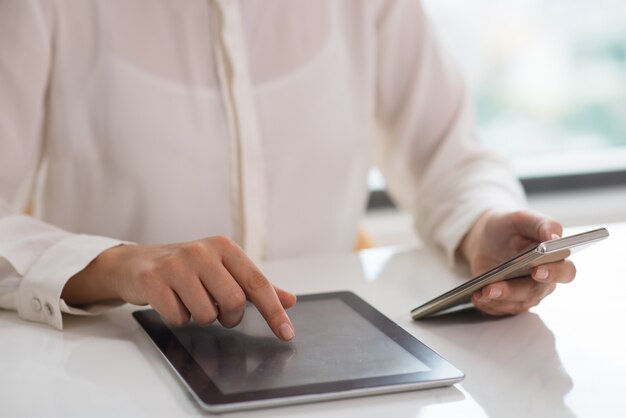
[0,0,125,329]
[374,0,528,263]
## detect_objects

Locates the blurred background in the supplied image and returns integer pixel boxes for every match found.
[366,0,626,247]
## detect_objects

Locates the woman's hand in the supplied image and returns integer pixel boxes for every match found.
[62,236,297,341]
[459,210,576,316]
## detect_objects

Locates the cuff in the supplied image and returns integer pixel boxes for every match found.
[16,234,127,329]
[430,188,528,266]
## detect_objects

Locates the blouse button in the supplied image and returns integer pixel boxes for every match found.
[31,298,42,312]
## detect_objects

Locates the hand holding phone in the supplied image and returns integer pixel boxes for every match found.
[411,227,609,319]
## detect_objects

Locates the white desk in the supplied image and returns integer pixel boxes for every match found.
[2,222,625,418]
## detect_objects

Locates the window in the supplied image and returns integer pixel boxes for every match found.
[422,0,626,181]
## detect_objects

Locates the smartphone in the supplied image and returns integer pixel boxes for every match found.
[410,227,609,320]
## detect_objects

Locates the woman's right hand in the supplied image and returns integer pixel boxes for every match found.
[61,236,297,341]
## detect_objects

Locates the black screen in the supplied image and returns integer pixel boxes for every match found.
[170,298,430,394]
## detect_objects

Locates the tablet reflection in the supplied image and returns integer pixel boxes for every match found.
[171,324,296,394]
[418,311,574,417]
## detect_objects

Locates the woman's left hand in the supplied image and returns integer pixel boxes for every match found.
[459,209,577,316]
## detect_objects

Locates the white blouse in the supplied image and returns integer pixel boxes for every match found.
[0,0,526,329]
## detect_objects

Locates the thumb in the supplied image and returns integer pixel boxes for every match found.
[538,221,563,242]
[513,210,563,242]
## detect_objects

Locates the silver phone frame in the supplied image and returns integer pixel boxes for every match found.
[411,227,609,320]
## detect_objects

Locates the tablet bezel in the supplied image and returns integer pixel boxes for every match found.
[133,291,464,412]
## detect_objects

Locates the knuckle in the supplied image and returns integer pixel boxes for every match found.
[541,283,556,299]
[510,304,528,315]
[210,235,236,250]
[179,241,206,258]
[156,293,190,326]
[521,300,538,312]
[478,305,502,317]
[525,286,542,304]
[137,264,161,285]
[511,210,533,229]
[546,283,557,296]
[511,210,526,223]
[266,307,286,324]
[194,310,218,327]
[158,253,184,273]
[531,282,545,299]
[220,313,244,329]
[165,311,190,327]
[247,270,270,291]
[484,309,504,318]
[220,290,247,312]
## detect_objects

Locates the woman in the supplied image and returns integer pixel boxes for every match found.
[0,0,574,340]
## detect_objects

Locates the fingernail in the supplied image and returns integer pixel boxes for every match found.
[551,233,561,240]
[489,287,502,299]
[535,266,549,280]
[279,323,295,341]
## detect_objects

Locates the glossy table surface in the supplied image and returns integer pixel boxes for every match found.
[2,222,625,418]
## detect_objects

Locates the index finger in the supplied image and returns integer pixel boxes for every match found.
[221,244,295,341]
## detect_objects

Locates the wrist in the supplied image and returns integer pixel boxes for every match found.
[458,209,497,265]
[62,244,129,306]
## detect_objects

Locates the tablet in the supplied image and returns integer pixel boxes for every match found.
[411,227,609,320]
[133,291,464,413]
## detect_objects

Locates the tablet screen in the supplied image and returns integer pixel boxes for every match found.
[170,298,430,394]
